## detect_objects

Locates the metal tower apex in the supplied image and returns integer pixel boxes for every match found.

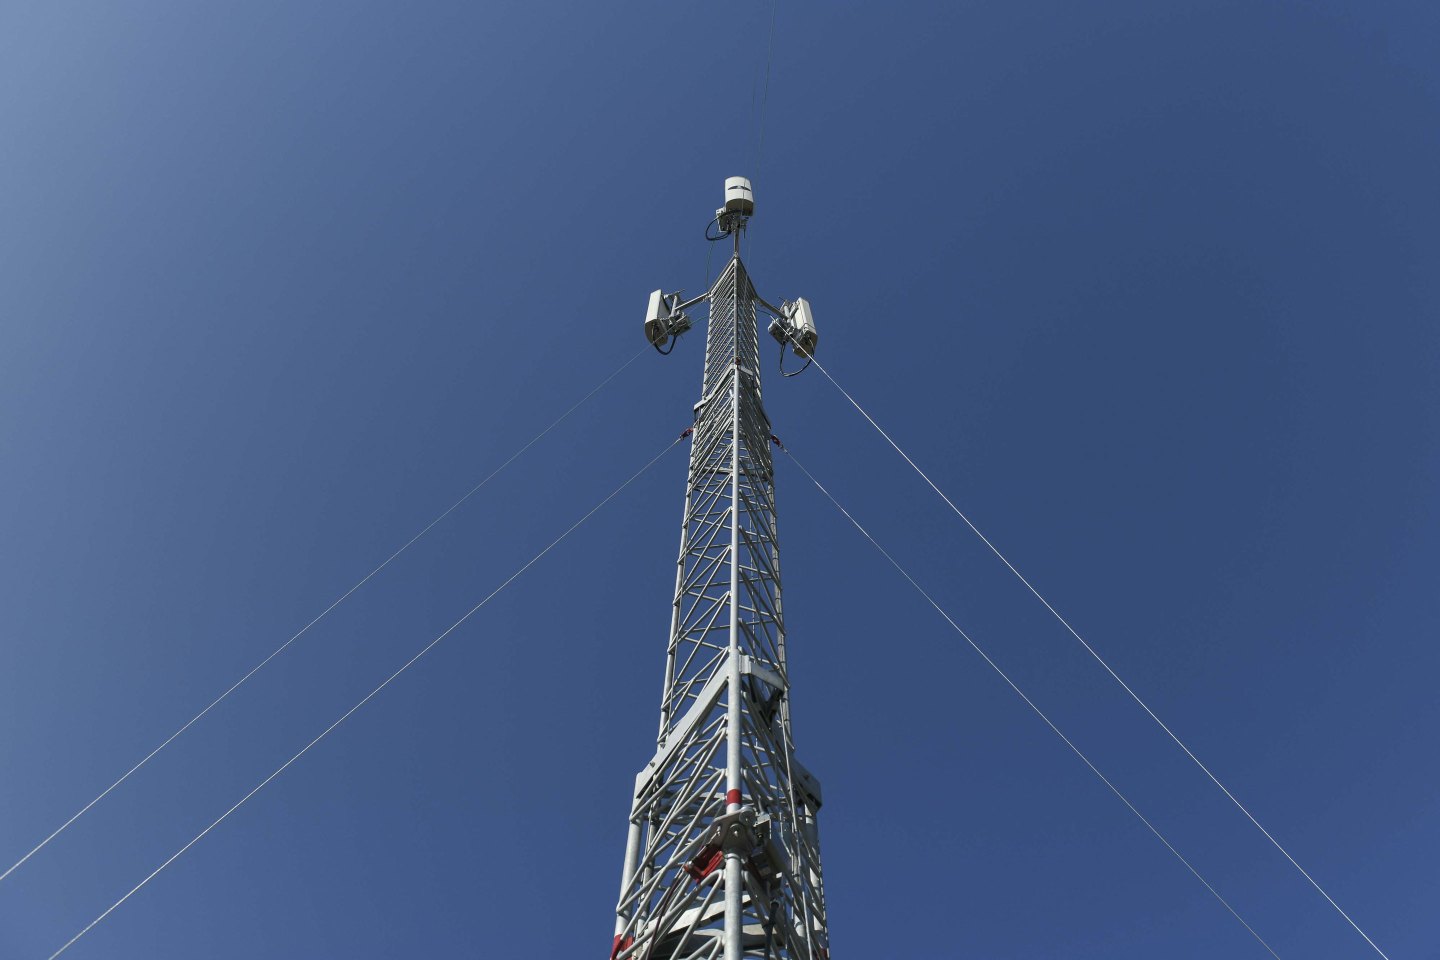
[643,178,820,375]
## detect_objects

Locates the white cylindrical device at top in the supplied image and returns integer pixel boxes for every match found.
[723,177,755,217]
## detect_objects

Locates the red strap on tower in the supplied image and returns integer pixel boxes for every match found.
[610,934,634,959]
[683,842,725,884]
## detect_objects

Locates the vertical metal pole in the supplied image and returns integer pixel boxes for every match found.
[657,475,690,746]
[724,249,745,960]
[614,818,642,941]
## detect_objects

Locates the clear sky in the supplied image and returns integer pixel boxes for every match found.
[1,1,1436,957]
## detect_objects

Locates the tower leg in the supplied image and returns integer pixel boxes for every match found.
[724,359,744,960]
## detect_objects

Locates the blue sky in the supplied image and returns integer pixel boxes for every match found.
[1,1,1436,957]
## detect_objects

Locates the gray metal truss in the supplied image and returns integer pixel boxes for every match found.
[612,254,831,960]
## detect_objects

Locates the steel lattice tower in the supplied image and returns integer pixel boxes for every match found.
[611,181,830,960]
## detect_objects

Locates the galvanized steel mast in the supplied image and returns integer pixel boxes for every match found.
[612,180,829,960]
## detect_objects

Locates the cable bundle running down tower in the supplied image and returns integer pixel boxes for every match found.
[611,180,830,960]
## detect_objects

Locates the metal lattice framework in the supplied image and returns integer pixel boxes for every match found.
[611,241,830,960]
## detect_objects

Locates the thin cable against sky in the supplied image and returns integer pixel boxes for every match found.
[1,342,650,887]
[754,0,779,187]
[46,434,683,959]
[805,353,1391,960]
[782,444,1281,959]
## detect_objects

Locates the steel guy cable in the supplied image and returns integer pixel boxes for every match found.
[2,342,650,887]
[782,444,1281,959]
[47,435,682,959]
[806,352,1390,960]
